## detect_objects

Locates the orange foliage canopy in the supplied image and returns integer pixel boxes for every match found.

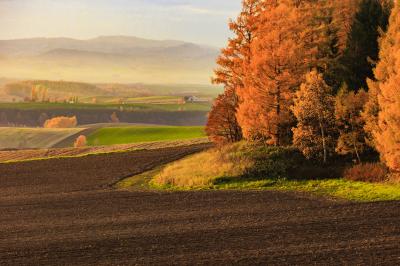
[237,0,337,145]
[292,70,336,163]
[208,0,262,144]
[74,135,87,148]
[335,86,369,163]
[373,2,400,171]
[44,116,78,128]
[237,1,302,144]
[206,88,242,144]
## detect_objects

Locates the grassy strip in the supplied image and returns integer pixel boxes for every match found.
[118,168,400,202]
[116,168,161,190]
[117,142,400,202]
[87,126,206,146]
[212,179,400,202]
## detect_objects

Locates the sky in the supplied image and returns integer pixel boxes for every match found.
[0,0,242,47]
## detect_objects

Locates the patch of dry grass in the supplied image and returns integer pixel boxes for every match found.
[153,142,253,188]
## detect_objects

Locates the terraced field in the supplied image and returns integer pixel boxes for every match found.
[0,127,84,150]
[0,124,206,150]
[0,138,209,163]
[87,126,206,146]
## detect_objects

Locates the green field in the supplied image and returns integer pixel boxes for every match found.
[0,102,211,112]
[87,126,206,146]
[0,127,84,149]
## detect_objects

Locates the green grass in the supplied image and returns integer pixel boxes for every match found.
[118,167,400,202]
[212,179,400,202]
[87,126,206,146]
[116,168,161,190]
[0,102,211,112]
[0,127,84,149]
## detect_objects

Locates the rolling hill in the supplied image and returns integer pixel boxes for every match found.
[0,36,219,84]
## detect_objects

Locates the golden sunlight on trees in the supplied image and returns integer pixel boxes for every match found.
[44,116,78,128]
[237,1,302,145]
[207,0,398,174]
[335,85,369,163]
[211,0,262,143]
[206,88,242,144]
[373,2,400,171]
[74,135,87,148]
[292,70,336,164]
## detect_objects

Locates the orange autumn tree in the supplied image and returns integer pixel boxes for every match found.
[74,135,87,148]
[335,85,369,163]
[363,0,396,148]
[373,2,400,171]
[209,0,262,143]
[292,70,336,164]
[237,1,304,145]
[332,0,360,54]
[237,0,339,145]
[206,88,242,144]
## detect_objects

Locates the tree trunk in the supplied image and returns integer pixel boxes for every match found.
[319,120,327,164]
[276,87,281,146]
[353,136,362,164]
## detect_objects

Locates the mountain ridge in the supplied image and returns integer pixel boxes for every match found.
[0,36,219,84]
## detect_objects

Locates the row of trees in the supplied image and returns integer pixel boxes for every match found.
[207,0,399,172]
[28,85,81,104]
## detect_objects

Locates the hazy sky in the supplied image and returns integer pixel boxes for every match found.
[0,0,242,47]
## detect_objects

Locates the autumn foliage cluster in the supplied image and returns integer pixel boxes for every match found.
[207,0,399,173]
[44,116,78,128]
[74,135,87,148]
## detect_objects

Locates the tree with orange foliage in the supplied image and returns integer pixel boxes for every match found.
[211,0,262,143]
[292,70,336,164]
[363,1,395,148]
[206,88,242,144]
[332,0,360,54]
[74,135,87,148]
[44,116,78,128]
[372,2,400,171]
[213,0,260,90]
[237,1,304,145]
[236,0,341,145]
[31,86,38,102]
[335,85,369,163]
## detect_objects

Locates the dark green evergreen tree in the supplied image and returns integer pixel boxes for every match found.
[338,0,392,91]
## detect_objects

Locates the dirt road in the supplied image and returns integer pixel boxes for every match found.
[0,144,399,265]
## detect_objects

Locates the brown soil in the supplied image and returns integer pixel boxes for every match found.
[0,144,399,265]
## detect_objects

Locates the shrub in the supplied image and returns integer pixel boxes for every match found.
[74,135,87,148]
[110,112,120,123]
[344,163,389,183]
[44,116,77,128]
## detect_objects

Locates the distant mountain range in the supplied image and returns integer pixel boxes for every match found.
[0,36,219,84]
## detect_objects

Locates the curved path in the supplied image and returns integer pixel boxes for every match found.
[0,144,399,265]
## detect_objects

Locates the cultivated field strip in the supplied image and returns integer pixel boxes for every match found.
[0,138,209,163]
[0,143,399,265]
